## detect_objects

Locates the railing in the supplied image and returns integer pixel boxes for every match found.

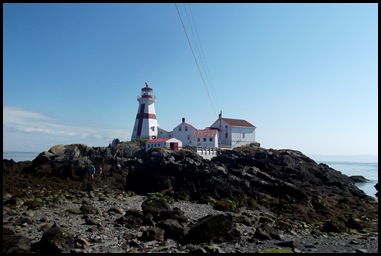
[138,94,156,100]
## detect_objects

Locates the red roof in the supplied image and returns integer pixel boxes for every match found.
[142,82,153,91]
[195,128,218,138]
[147,138,172,143]
[221,118,256,128]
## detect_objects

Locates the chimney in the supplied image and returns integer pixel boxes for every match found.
[182,117,185,123]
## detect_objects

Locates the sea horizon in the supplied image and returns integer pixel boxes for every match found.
[309,154,378,163]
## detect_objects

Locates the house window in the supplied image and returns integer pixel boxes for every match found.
[179,126,182,131]
[185,126,188,131]
[209,138,213,142]
[187,135,190,140]
[203,138,206,142]
[197,138,200,142]
[225,132,228,139]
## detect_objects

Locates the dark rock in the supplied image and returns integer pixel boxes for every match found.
[115,210,144,229]
[253,223,281,240]
[80,204,100,214]
[139,226,165,242]
[321,220,346,233]
[141,198,171,215]
[35,224,75,253]
[157,218,190,241]
[3,234,32,253]
[184,214,240,244]
[349,175,369,183]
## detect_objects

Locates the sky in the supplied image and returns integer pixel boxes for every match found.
[3,3,378,159]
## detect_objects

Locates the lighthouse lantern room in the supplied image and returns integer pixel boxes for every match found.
[131,82,159,141]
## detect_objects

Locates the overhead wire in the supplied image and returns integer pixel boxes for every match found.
[174,3,218,117]
[185,4,220,112]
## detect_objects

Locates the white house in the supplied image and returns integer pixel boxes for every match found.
[145,138,182,152]
[171,118,198,147]
[157,127,172,139]
[210,114,256,148]
[194,127,219,160]
[195,127,219,148]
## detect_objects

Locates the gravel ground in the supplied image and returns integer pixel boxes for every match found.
[3,194,378,253]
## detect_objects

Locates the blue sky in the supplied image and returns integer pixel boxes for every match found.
[3,3,378,158]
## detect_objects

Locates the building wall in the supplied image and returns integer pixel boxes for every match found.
[146,141,166,151]
[145,138,183,152]
[172,123,197,147]
[210,119,256,148]
[196,134,218,148]
[231,126,256,147]
[210,119,232,148]
[157,127,172,138]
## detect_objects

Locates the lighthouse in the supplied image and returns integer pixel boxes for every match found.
[131,82,159,141]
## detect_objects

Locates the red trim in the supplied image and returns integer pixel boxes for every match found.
[135,113,157,119]
[136,104,145,136]
[136,104,156,137]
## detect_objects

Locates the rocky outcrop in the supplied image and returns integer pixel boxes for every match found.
[125,146,377,230]
[349,175,369,183]
[2,142,378,253]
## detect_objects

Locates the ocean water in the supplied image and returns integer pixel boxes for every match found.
[3,151,40,162]
[318,160,378,200]
[3,152,378,200]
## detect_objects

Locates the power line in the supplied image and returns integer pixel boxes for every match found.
[174,3,218,117]
[186,4,220,111]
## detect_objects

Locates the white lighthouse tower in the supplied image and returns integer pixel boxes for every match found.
[131,82,159,141]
